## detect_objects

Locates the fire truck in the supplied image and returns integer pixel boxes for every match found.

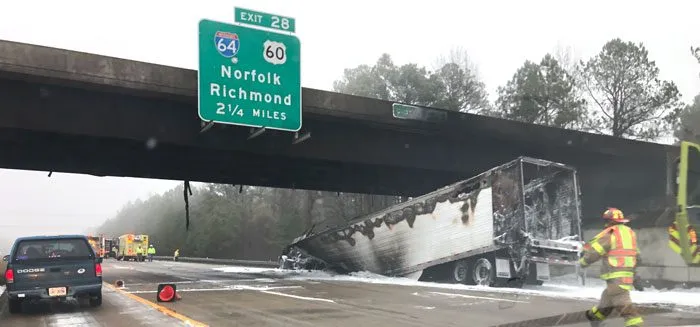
[86,235,106,258]
[117,234,149,262]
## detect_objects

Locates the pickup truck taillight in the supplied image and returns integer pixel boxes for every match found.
[95,263,102,277]
[5,268,14,283]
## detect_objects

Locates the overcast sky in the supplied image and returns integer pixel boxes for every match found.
[0,0,698,244]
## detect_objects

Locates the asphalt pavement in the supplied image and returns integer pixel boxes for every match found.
[2,259,700,326]
[0,279,190,326]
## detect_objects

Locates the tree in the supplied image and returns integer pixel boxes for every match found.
[553,43,580,76]
[391,63,441,106]
[332,54,393,101]
[495,54,586,128]
[693,46,700,79]
[675,94,700,143]
[333,51,491,113]
[579,38,683,140]
[95,182,404,261]
[333,54,437,106]
[431,48,491,113]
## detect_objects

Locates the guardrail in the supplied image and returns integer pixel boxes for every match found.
[150,255,279,268]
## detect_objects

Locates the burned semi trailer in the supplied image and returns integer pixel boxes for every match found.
[279,157,584,287]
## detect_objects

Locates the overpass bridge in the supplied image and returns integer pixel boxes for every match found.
[0,40,677,227]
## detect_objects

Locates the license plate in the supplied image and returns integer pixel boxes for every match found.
[48,287,67,297]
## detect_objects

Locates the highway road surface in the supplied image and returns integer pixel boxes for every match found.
[1,259,700,326]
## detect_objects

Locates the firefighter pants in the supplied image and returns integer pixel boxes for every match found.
[587,283,643,326]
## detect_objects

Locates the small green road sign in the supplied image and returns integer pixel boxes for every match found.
[392,103,447,123]
[235,7,296,33]
[198,19,301,131]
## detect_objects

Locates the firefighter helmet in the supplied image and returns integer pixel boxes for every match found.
[602,207,628,223]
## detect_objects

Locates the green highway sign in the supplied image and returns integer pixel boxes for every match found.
[198,19,301,131]
[234,7,296,33]
[392,103,447,123]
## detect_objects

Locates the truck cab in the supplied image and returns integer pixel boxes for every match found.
[671,141,700,265]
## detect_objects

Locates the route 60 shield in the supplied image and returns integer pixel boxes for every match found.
[214,31,240,58]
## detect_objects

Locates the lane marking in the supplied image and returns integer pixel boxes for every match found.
[119,282,333,304]
[125,285,301,294]
[260,290,336,303]
[124,281,201,286]
[104,282,209,327]
[429,291,530,303]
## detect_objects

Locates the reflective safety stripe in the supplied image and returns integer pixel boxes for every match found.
[669,238,682,254]
[618,284,633,291]
[669,223,681,254]
[608,225,637,268]
[591,242,606,255]
[590,226,615,245]
[594,227,614,239]
[600,270,634,280]
[690,227,698,243]
[669,222,699,256]
[608,249,637,256]
[590,306,606,320]
[625,316,644,326]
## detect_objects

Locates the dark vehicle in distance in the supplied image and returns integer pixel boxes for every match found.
[2,235,103,314]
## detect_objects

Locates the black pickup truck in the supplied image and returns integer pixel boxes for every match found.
[2,235,103,314]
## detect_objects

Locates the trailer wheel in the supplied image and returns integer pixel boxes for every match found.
[470,257,494,286]
[450,260,469,284]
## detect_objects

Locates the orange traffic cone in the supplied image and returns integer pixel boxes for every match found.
[157,283,177,302]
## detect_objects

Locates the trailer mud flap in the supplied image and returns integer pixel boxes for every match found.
[495,258,511,278]
[535,262,550,281]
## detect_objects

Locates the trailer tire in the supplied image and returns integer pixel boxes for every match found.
[450,260,469,284]
[469,257,495,286]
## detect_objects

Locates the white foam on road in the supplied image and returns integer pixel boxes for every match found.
[210,266,700,308]
[414,305,435,310]
[429,291,529,303]
[213,266,282,274]
[45,311,102,326]
[0,285,5,295]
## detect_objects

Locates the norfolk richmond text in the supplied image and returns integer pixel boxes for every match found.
[209,65,293,107]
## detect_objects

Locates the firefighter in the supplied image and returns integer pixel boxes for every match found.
[147,244,156,262]
[579,208,644,327]
[135,246,144,262]
[173,248,180,262]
